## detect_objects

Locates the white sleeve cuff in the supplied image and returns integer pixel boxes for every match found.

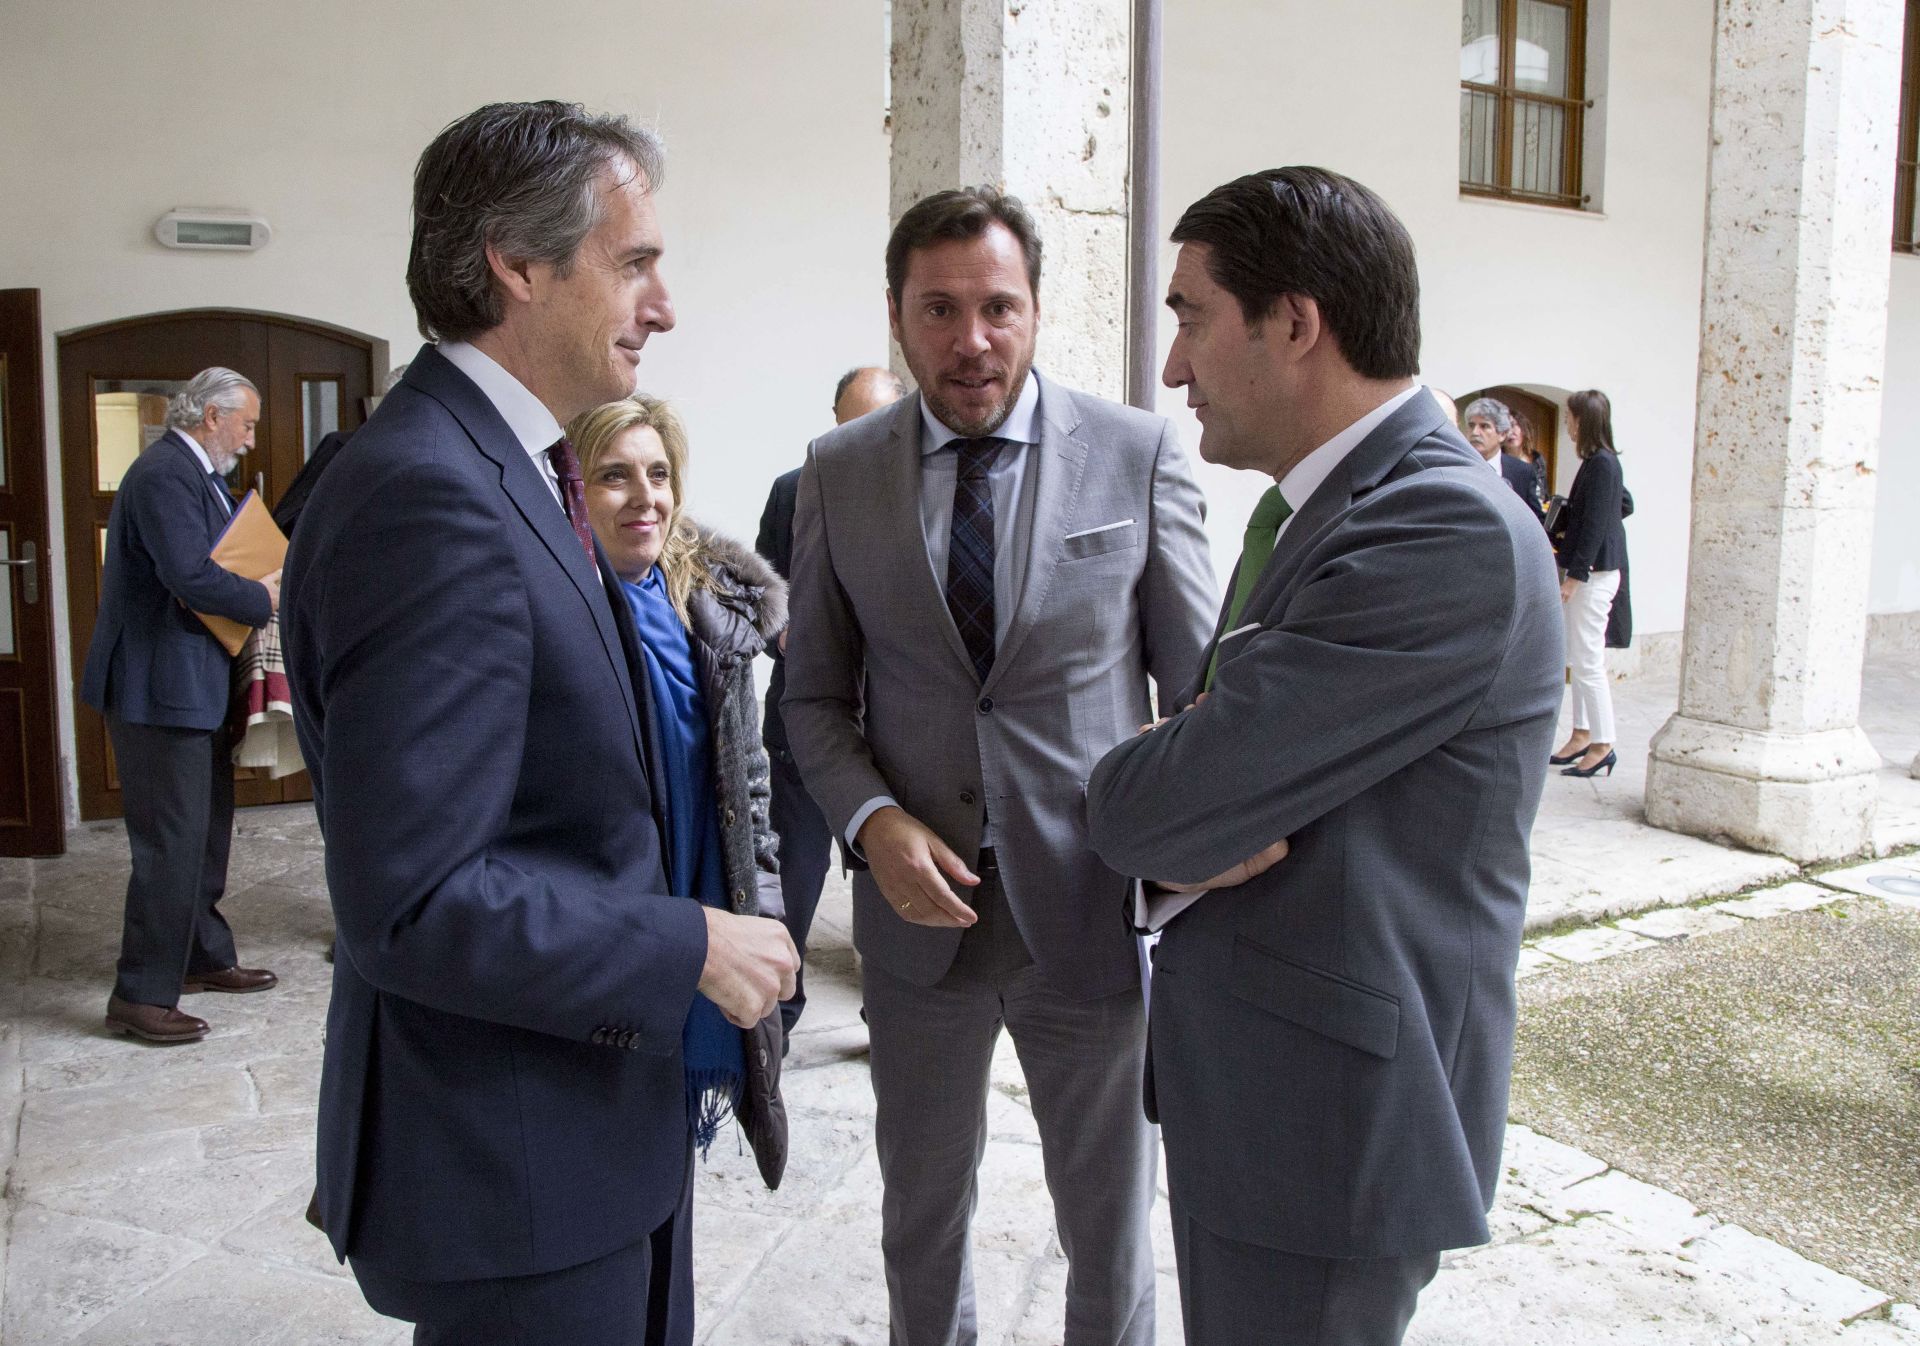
[845,796,898,858]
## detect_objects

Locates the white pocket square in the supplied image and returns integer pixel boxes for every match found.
[1065,519,1135,541]
[1221,622,1262,642]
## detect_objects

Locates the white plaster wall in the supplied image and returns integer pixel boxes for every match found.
[1156,0,1721,636]
[0,0,890,817]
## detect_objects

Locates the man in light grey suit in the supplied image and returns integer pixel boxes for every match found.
[783,187,1217,1346]
[1086,168,1563,1344]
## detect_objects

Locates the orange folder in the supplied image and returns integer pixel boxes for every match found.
[194,490,287,656]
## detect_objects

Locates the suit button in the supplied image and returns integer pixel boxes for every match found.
[733,888,747,907]
[978,697,993,714]
[960,790,976,806]
[627,1037,642,1051]
[618,1030,635,1048]
[591,1027,608,1045]
[725,807,737,826]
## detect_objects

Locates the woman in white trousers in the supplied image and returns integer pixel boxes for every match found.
[1552,389,1629,778]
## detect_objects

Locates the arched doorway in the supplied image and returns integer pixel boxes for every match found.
[58,309,381,821]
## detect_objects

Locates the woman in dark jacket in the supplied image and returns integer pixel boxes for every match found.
[1552,388,1629,778]
[568,392,790,1187]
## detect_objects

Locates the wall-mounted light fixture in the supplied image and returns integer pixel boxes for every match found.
[153,208,272,252]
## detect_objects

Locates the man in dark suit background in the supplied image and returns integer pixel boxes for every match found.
[755,364,904,1039]
[282,101,796,1345]
[271,364,408,537]
[1463,396,1546,522]
[1087,169,1563,1344]
[81,367,280,1044]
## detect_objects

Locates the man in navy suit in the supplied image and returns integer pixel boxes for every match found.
[81,367,281,1044]
[281,102,797,1345]
[755,364,904,1039]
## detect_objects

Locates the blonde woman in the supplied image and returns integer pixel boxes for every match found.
[565,393,790,1188]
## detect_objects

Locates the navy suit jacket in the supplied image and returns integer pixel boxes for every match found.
[281,346,708,1281]
[79,430,271,730]
[754,465,802,754]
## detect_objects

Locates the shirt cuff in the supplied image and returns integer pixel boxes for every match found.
[845,796,898,859]
[1131,880,1206,934]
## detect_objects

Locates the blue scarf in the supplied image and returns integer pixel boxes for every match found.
[622,569,745,1156]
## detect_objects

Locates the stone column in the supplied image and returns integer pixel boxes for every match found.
[1645,0,1904,862]
[890,0,1131,399]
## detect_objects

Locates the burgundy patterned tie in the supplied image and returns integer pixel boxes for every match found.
[545,437,598,567]
[946,437,1008,684]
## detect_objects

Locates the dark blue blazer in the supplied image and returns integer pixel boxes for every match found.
[281,346,707,1281]
[754,465,802,753]
[78,430,271,730]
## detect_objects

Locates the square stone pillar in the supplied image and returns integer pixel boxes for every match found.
[890,0,1131,399]
[1645,0,1904,862]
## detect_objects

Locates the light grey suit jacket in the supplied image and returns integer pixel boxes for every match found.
[783,371,1217,1000]
[1087,392,1564,1258]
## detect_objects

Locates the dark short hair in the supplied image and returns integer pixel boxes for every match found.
[1170,167,1421,380]
[1566,389,1617,459]
[885,187,1042,304]
[408,101,664,343]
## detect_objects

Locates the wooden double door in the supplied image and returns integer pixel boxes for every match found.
[60,310,378,822]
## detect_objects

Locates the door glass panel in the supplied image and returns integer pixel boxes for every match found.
[301,377,341,460]
[1460,0,1502,83]
[1516,1,1570,97]
[0,353,10,490]
[0,529,17,658]
[92,378,182,493]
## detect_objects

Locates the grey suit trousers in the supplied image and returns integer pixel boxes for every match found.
[1171,1204,1439,1346]
[863,871,1156,1346]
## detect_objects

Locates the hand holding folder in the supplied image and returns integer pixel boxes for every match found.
[194,490,288,656]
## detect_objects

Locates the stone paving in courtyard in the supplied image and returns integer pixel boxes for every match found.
[3,656,1918,1344]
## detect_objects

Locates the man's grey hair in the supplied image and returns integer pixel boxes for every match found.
[407,101,665,343]
[834,366,906,409]
[1461,397,1512,434]
[165,367,257,431]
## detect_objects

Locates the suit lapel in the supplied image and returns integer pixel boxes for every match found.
[160,431,233,536]
[885,396,977,676]
[986,374,1086,691]
[406,349,651,779]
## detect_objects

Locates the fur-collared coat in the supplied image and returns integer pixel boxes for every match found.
[681,524,788,919]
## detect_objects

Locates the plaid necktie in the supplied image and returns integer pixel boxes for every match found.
[945,436,1008,684]
[545,437,598,568]
[1205,485,1292,689]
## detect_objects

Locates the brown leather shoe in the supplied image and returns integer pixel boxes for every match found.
[105,995,210,1043]
[182,965,278,994]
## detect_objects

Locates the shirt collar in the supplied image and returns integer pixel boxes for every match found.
[438,340,566,460]
[919,369,1042,456]
[173,427,217,477]
[1276,384,1424,516]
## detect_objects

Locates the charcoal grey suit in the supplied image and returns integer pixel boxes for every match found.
[1087,391,1563,1343]
[783,371,1216,1345]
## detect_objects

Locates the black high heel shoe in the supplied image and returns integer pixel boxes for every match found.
[1549,748,1585,765]
[1562,750,1617,778]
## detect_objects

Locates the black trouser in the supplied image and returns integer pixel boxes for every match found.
[108,717,238,1006]
[767,745,832,1037]
[351,1149,696,1346]
[1171,1202,1440,1346]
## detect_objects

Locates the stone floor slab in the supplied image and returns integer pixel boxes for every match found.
[1529,924,1657,965]
[63,1247,402,1346]
[1812,856,1920,907]
[1,1205,205,1346]
[1684,1223,1891,1324]
[1710,879,1853,918]
[1614,905,1744,942]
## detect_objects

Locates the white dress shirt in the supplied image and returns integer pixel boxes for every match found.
[438,341,566,508]
[173,427,232,516]
[1135,382,1424,933]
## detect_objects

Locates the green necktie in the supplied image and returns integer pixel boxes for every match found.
[1205,486,1292,689]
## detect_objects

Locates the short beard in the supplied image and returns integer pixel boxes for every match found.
[213,453,240,477]
[923,362,1033,438]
